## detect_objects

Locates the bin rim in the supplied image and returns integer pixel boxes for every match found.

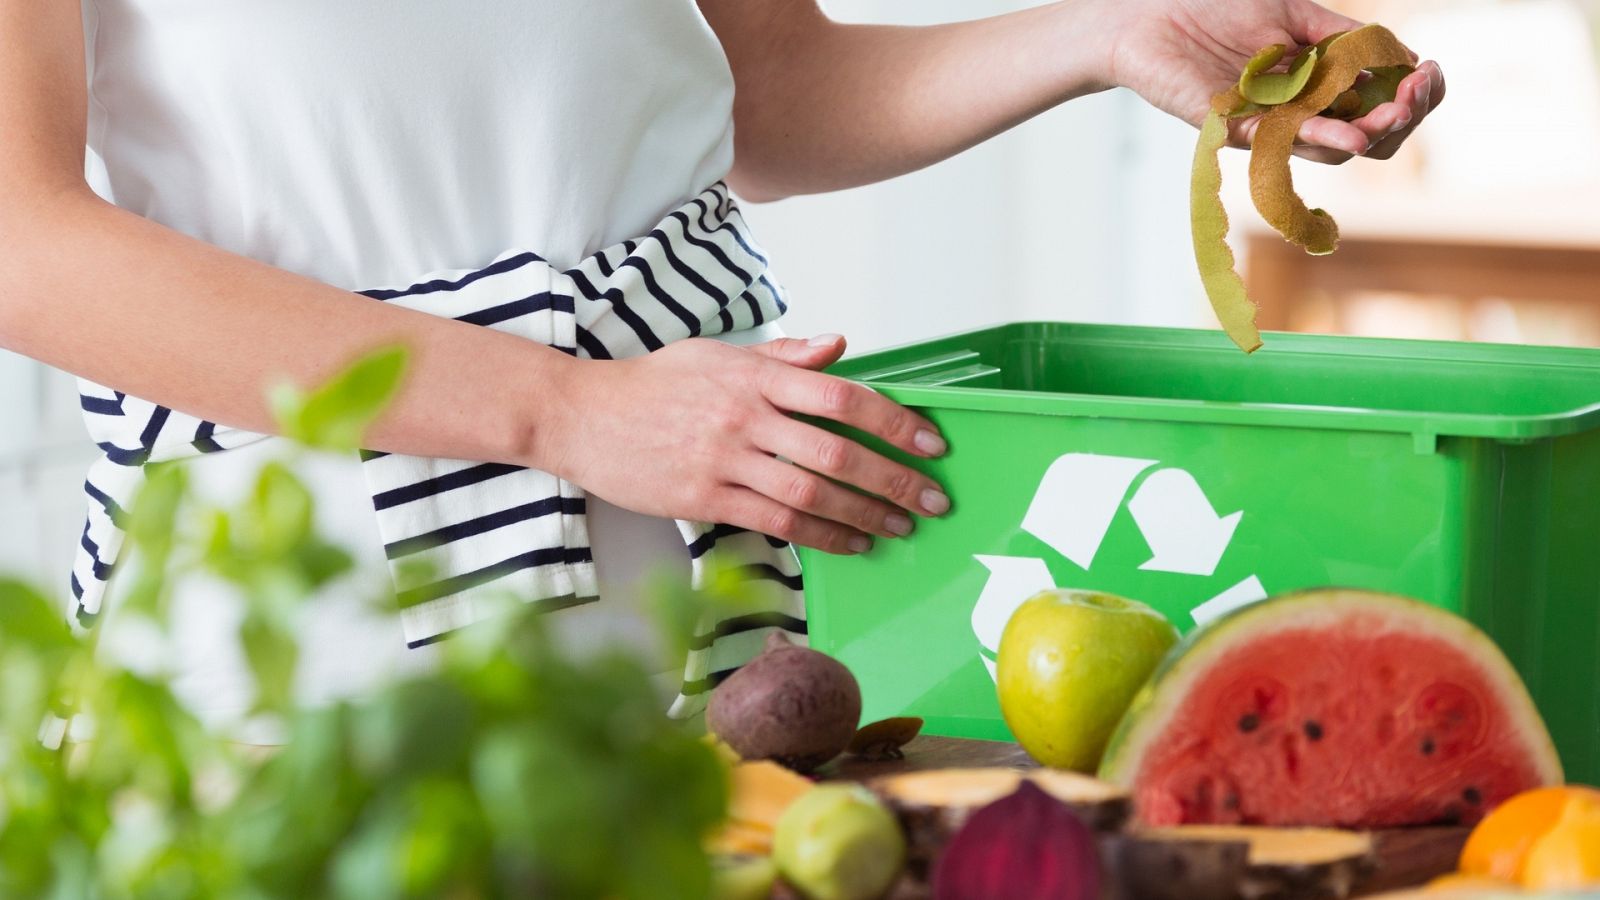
[833,322,1600,442]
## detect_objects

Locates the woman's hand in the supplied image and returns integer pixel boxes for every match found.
[1099,0,1445,164]
[544,335,950,555]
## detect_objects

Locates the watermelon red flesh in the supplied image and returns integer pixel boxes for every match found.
[1099,591,1562,830]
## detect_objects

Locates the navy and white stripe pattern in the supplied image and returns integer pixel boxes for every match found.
[73,183,806,718]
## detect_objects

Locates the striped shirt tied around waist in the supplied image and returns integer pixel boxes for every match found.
[73,182,806,718]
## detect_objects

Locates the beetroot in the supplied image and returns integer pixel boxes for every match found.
[931,780,1100,900]
[706,632,861,773]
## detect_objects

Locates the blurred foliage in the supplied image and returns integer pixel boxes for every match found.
[0,350,731,899]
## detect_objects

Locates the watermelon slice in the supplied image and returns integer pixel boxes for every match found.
[1098,589,1562,829]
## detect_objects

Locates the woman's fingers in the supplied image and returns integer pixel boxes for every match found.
[739,454,911,539]
[1293,116,1369,156]
[1236,60,1444,164]
[1229,115,1357,162]
[1423,61,1446,109]
[1359,63,1442,160]
[755,415,945,520]
[759,365,948,461]
[746,334,848,371]
[718,485,871,555]
[1287,0,1363,47]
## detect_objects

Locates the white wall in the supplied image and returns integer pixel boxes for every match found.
[0,355,98,588]
[746,0,1209,352]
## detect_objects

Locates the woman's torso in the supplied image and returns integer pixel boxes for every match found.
[79,1,759,732]
[82,0,738,286]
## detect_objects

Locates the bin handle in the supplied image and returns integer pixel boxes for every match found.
[849,350,1001,387]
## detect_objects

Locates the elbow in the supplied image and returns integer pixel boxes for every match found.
[0,182,102,347]
[727,173,793,204]
[0,179,100,253]
[725,140,800,204]
[0,202,36,344]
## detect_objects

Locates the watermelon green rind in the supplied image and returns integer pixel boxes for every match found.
[1097,589,1563,803]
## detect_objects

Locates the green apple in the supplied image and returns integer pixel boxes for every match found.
[773,784,905,900]
[710,854,777,900]
[997,589,1179,772]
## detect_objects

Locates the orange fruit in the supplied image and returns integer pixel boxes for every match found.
[726,760,814,826]
[1519,792,1600,890]
[1423,872,1515,893]
[1459,784,1600,881]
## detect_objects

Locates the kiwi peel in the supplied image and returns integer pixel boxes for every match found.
[1193,24,1416,353]
[1239,44,1320,106]
[846,716,924,761]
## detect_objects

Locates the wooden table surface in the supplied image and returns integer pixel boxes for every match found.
[816,735,1469,898]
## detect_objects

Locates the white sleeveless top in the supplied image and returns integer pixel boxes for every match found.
[78,1,786,735]
[82,0,738,283]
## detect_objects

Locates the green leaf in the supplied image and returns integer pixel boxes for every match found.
[0,336,753,899]
[121,464,191,618]
[271,347,408,451]
[349,681,473,779]
[239,612,298,716]
[0,580,78,655]
[292,540,353,590]
[249,462,315,559]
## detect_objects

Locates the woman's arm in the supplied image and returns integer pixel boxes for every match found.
[0,1,949,554]
[0,2,576,467]
[702,0,1445,201]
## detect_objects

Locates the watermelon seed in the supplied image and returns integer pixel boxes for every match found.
[1238,714,1260,733]
[1462,786,1482,805]
[1223,793,1240,811]
[1303,720,1324,741]
[1421,736,1436,756]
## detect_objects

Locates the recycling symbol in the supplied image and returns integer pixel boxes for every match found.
[972,453,1269,681]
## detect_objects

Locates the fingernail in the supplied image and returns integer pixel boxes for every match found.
[1388,112,1412,135]
[885,513,913,537]
[847,535,873,554]
[808,333,843,348]
[913,429,947,456]
[920,489,951,516]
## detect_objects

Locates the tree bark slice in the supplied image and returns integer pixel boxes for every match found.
[1107,826,1377,900]
[870,767,1132,880]
[812,735,1470,898]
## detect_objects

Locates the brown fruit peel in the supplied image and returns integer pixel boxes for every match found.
[1238,44,1321,106]
[847,716,924,761]
[1247,25,1412,256]
[1193,23,1414,353]
[1345,65,1416,118]
[1193,108,1262,354]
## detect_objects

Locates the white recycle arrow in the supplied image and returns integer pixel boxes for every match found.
[1190,575,1268,625]
[971,555,1056,682]
[1022,453,1156,570]
[1127,468,1242,577]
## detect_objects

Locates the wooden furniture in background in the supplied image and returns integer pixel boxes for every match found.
[1242,185,1600,344]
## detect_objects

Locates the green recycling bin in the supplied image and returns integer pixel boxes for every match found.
[795,322,1600,784]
